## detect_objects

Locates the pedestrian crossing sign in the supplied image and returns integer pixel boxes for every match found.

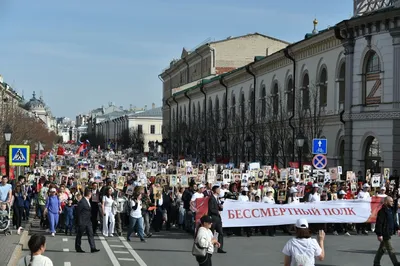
[9,145,30,166]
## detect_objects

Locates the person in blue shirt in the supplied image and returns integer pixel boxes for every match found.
[44,188,61,237]
[63,198,75,235]
[0,176,12,203]
[13,185,25,230]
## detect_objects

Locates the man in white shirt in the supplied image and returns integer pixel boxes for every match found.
[190,184,205,212]
[219,181,229,199]
[356,183,371,235]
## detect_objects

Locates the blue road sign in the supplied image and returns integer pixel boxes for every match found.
[9,145,30,166]
[312,139,327,154]
[312,154,327,169]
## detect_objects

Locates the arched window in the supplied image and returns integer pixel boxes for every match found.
[338,63,345,106]
[249,89,255,120]
[302,73,310,109]
[319,68,327,107]
[192,103,196,123]
[215,97,220,124]
[197,102,201,123]
[240,92,245,121]
[363,51,382,105]
[286,78,294,112]
[208,97,213,120]
[222,93,227,125]
[231,94,236,121]
[260,85,266,117]
[272,83,279,115]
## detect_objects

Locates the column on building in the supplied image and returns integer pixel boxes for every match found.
[391,28,400,167]
[343,38,355,173]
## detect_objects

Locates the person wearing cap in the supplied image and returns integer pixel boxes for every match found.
[219,181,229,199]
[374,196,400,266]
[238,187,249,202]
[356,183,371,235]
[332,190,351,236]
[194,215,220,266]
[282,218,325,266]
[208,184,226,254]
[262,188,275,204]
[44,188,62,237]
[308,184,321,203]
[288,187,300,204]
[190,184,205,213]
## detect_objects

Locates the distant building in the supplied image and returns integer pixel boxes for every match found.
[23,91,57,132]
[95,105,162,152]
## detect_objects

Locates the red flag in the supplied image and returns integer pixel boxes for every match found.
[195,197,210,224]
[57,146,65,156]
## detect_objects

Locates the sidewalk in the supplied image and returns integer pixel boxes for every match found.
[3,218,31,266]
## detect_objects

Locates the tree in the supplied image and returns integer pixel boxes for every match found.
[119,128,144,151]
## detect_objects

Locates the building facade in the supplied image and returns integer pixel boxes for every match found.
[23,91,57,132]
[95,106,162,152]
[159,33,290,139]
[162,1,400,175]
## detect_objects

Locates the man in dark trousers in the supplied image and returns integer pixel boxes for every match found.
[75,188,100,253]
[208,184,226,254]
[374,196,399,266]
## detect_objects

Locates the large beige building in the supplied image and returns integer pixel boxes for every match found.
[159,33,290,139]
[161,0,400,176]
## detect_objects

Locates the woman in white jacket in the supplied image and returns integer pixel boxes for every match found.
[194,215,220,266]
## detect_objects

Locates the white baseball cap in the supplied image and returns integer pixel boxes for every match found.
[243,187,249,192]
[198,184,205,189]
[313,183,319,188]
[380,186,386,190]
[363,183,370,188]
[338,190,346,195]
[290,187,298,194]
[295,218,309,229]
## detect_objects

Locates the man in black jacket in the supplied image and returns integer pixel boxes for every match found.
[374,196,399,266]
[75,188,100,253]
[208,184,226,254]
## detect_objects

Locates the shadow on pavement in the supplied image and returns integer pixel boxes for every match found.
[132,248,190,253]
[338,249,399,255]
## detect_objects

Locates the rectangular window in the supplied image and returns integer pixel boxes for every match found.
[150,125,155,134]
[138,125,143,134]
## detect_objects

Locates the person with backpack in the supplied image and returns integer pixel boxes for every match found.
[282,218,325,266]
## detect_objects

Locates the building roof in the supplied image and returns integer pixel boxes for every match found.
[24,91,46,110]
[128,107,162,118]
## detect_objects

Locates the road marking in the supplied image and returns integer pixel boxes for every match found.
[64,263,71,266]
[114,251,129,254]
[99,236,120,266]
[109,245,124,248]
[119,236,147,266]
[118,258,135,261]
[107,239,120,242]
[63,248,69,252]
[62,238,68,242]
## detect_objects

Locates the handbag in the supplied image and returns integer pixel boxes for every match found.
[192,241,207,257]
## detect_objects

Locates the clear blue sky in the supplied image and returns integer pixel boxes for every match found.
[0,0,352,118]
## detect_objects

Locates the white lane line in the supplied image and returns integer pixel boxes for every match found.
[114,251,129,254]
[64,262,71,266]
[107,239,120,242]
[109,245,124,248]
[62,238,68,242]
[118,258,135,261]
[119,236,147,266]
[99,236,120,266]
[63,248,69,252]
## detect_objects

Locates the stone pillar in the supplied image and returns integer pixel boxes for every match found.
[343,39,355,173]
[391,28,400,169]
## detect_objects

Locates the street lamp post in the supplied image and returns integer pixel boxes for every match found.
[296,131,305,172]
[245,135,252,162]
[4,124,12,178]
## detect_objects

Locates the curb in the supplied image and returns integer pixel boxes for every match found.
[7,223,31,266]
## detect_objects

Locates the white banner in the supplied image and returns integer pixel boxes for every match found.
[220,198,383,227]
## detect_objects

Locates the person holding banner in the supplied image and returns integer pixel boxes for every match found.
[282,218,325,266]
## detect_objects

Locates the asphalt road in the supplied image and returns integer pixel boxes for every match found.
[17,229,400,266]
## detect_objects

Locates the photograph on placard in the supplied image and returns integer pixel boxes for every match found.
[207,168,216,184]
[116,176,125,190]
[277,189,286,201]
[142,157,147,164]
[371,174,381,188]
[126,185,135,196]
[384,168,390,180]
[181,175,189,187]
[154,187,163,200]
[179,159,186,169]
[329,167,338,180]
[186,165,193,175]
[222,169,231,183]
[241,173,249,187]
[170,175,178,187]
[297,185,305,198]
[256,169,264,181]
[280,169,287,182]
